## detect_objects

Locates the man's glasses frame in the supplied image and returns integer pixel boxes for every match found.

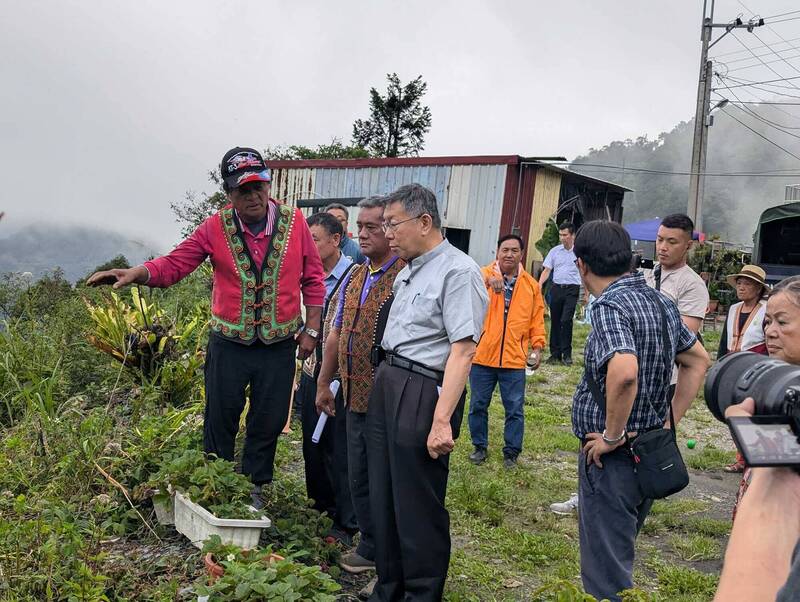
[381,214,426,233]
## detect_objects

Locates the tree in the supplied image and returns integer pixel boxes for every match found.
[263,138,368,161]
[170,189,227,239]
[352,73,432,157]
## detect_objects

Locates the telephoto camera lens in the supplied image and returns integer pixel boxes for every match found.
[705,351,800,422]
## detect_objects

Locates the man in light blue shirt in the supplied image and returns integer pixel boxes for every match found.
[325,203,366,264]
[540,222,581,365]
[300,212,356,543]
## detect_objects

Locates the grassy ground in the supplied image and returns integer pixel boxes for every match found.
[212,322,736,601]
[434,323,737,602]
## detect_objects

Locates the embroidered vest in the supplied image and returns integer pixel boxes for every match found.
[209,205,301,345]
[338,259,406,413]
[302,262,356,378]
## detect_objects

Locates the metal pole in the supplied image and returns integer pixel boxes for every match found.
[696,59,713,234]
[688,2,713,231]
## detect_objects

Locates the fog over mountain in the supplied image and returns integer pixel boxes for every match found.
[0,223,161,283]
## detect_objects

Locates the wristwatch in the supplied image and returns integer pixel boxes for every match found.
[304,327,320,339]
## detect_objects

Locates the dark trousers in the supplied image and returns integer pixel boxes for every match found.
[367,363,466,602]
[347,410,375,560]
[468,364,526,458]
[203,335,296,485]
[299,372,357,532]
[549,283,579,360]
[578,446,654,602]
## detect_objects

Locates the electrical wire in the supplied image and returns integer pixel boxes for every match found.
[713,88,800,124]
[725,51,800,73]
[713,73,800,89]
[731,31,800,91]
[761,9,800,21]
[719,107,800,161]
[543,162,800,177]
[768,16,800,26]
[715,78,800,130]
[723,100,800,106]
[713,34,800,59]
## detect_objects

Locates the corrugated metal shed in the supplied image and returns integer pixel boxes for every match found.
[527,169,562,266]
[270,158,511,266]
[268,156,631,269]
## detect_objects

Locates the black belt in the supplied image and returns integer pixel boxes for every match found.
[384,351,444,385]
[553,283,580,288]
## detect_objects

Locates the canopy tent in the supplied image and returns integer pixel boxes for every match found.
[624,218,705,242]
[753,202,800,283]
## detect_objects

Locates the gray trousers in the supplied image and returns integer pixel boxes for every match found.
[347,410,375,561]
[578,446,653,602]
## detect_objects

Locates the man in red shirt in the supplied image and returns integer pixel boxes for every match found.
[88,147,326,506]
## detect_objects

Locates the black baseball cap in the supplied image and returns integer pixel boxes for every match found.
[220,147,272,190]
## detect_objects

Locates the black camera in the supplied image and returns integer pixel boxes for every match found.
[631,252,655,271]
[705,352,800,466]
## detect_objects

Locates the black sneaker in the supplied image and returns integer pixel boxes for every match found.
[562,357,573,366]
[545,356,561,365]
[250,484,265,510]
[469,447,487,465]
[340,551,376,574]
[503,455,518,469]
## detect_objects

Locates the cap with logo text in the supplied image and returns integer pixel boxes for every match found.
[220,147,271,190]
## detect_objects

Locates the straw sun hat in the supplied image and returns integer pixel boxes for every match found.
[725,264,768,289]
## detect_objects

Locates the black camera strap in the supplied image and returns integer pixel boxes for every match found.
[585,290,676,437]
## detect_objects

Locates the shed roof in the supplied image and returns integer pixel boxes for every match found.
[266,154,633,193]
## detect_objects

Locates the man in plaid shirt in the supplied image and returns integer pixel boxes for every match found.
[570,220,709,601]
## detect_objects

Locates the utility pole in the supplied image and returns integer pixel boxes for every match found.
[687,1,763,232]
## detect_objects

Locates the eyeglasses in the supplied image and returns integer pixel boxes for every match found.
[381,215,424,232]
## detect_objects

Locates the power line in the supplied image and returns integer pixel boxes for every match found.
[741,83,800,99]
[713,73,800,90]
[730,103,800,136]
[761,9,800,21]
[768,16,800,26]
[713,88,800,124]
[713,35,800,58]
[546,162,800,177]
[724,51,800,73]
[720,44,800,65]
[737,0,800,79]
[731,31,800,91]
[724,73,800,90]
[722,99,800,105]
[720,107,800,161]
[715,77,800,130]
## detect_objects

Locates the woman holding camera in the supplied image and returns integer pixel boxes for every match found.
[715,275,800,601]
[718,265,769,473]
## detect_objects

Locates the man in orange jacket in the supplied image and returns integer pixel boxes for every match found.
[468,234,546,468]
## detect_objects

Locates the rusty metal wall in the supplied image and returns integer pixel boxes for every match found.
[269,164,507,266]
[526,168,562,267]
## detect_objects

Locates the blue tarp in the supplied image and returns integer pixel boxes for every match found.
[624,219,662,242]
[625,218,703,242]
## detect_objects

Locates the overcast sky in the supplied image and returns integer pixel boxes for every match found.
[1,0,797,249]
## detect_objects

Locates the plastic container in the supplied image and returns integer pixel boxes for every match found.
[173,490,271,550]
[152,490,174,526]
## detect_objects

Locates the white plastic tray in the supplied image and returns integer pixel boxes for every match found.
[152,490,174,526]
[173,490,271,550]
